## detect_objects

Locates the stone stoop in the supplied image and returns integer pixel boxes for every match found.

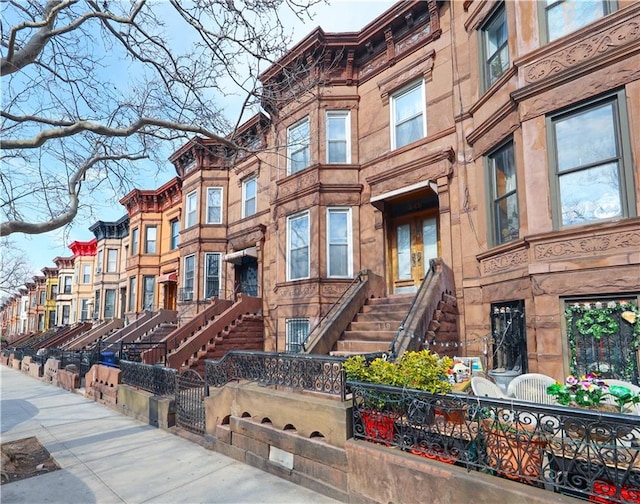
[331,294,414,356]
[427,292,459,357]
[187,315,264,374]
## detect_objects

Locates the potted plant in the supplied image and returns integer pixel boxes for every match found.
[481,417,547,485]
[343,351,453,443]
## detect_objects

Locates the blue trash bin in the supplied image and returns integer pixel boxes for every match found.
[101,351,116,367]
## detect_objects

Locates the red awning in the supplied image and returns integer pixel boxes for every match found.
[157,272,177,283]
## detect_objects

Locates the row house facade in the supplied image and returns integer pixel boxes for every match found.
[120,177,182,318]
[89,215,129,321]
[165,0,639,379]
[41,267,58,330]
[53,256,74,326]
[68,240,97,323]
[1,1,638,384]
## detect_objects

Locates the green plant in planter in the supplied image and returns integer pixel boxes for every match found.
[343,350,453,394]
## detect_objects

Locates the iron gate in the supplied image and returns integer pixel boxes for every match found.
[175,369,206,435]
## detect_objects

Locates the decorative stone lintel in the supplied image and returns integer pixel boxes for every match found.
[378,49,436,103]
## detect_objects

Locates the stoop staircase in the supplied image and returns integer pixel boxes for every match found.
[331,294,413,356]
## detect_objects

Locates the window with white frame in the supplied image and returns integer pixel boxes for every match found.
[326,111,350,164]
[287,117,310,175]
[285,318,309,353]
[104,289,116,319]
[80,298,90,321]
[480,2,509,90]
[96,249,103,273]
[543,0,615,42]
[63,276,72,294]
[391,80,425,149]
[62,305,70,325]
[549,91,634,228]
[82,264,91,284]
[183,255,195,301]
[327,208,352,278]
[242,176,257,218]
[186,191,197,228]
[204,253,221,299]
[142,275,155,311]
[128,277,136,312]
[287,211,310,281]
[170,219,179,250]
[487,140,519,245]
[107,249,118,272]
[131,227,139,256]
[145,226,157,254]
[206,187,223,224]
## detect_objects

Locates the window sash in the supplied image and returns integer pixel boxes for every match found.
[170,220,179,249]
[482,4,509,88]
[184,255,195,291]
[144,226,157,254]
[551,97,627,227]
[80,299,89,321]
[206,187,223,224]
[545,0,608,42]
[142,276,155,311]
[326,111,350,164]
[107,249,118,272]
[104,289,116,319]
[287,118,310,175]
[327,208,352,278]
[131,228,139,256]
[63,276,72,294]
[204,253,221,299]
[391,82,425,149]
[82,265,91,284]
[242,177,257,218]
[287,212,310,280]
[489,141,519,245]
[128,277,136,312]
[186,192,197,228]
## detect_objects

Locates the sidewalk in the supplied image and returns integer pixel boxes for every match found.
[0,366,340,504]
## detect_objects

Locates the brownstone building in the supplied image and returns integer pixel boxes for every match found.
[167,0,639,382]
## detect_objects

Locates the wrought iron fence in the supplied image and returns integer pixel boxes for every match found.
[349,381,640,504]
[119,360,177,396]
[205,350,362,400]
[119,341,167,364]
[31,348,100,377]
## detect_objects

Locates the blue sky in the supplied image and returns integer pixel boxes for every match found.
[10,0,396,277]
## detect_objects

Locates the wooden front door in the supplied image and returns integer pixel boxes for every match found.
[164,283,177,310]
[391,214,438,293]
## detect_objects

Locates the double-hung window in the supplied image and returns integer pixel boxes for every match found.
[326,111,350,164]
[204,253,221,299]
[107,249,118,272]
[63,276,72,294]
[80,299,89,321]
[242,176,257,218]
[543,0,615,42]
[391,80,425,149]
[186,191,197,228]
[206,187,223,224]
[128,277,136,312]
[131,227,139,256]
[285,318,309,353]
[480,3,509,89]
[183,255,195,301]
[82,264,91,284]
[96,250,103,273]
[549,91,634,228]
[327,208,352,278]
[142,275,155,311]
[287,211,310,281]
[170,219,179,250]
[488,141,518,245]
[104,289,116,319]
[145,226,157,254]
[287,117,310,175]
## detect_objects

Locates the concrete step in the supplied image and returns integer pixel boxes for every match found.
[334,340,391,353]
[354,310,407,322]
[341,330,396,341]
[348,320,400,332]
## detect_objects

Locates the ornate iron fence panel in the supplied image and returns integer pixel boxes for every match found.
[119,360,176,396]
[175,369,206,435]
[349,381,640,504]
[205,351,351,399]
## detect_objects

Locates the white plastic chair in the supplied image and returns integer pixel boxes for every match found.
[507,373,558,404]
[471,376,510,399]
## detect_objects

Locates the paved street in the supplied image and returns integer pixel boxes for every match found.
[0,366,339,503]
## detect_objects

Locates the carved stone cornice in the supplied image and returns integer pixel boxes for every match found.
[275,281,319,299]
[377,49,435,102]
[227,224,266,251]
[274,166,320,203]
[532,228,640,261]
[512,4,640,102]
[477,240,529,275]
